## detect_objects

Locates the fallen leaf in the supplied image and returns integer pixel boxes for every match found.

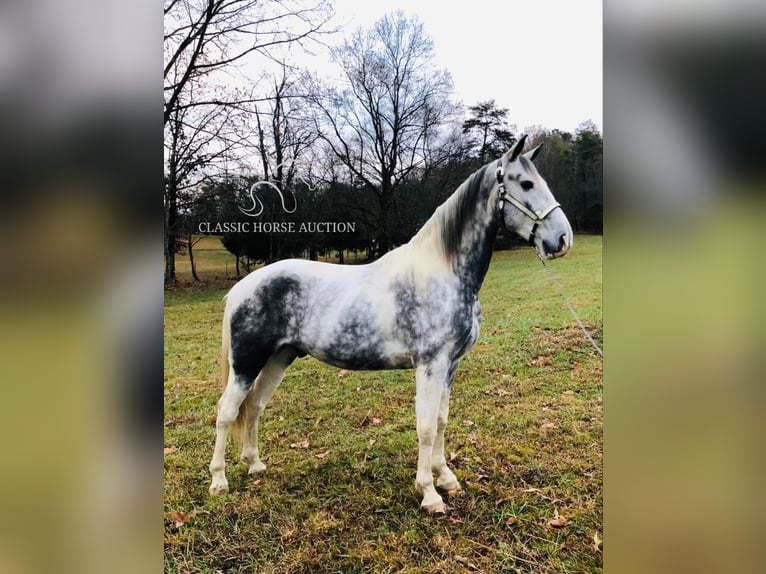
[371,416,382,425]
[163,446,178,456]
[338,369,350,377]
[528,355,553,367]
[462,419,475,427]
[447,516,464,524]
[592,532,602,553]
[454,555,478,570]
[290,440,310,449]
[505,516,518,527]
[369,438,376,446]
[497,389,509,397]
[168,508,209,528]
[208,415,217,424]
[315,450,331,459]
[541,422,556,429]
[548,514,568,528]
[448,451,458,461]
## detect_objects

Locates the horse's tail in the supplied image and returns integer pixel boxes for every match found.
[220,297,232,392]
[220,297,250,447]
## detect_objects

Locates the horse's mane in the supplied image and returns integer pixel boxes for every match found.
[407,165,491,260]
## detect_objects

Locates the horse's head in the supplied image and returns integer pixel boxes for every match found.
[496,135,573,259]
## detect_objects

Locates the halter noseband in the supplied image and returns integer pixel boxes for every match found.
[495,161,561,246]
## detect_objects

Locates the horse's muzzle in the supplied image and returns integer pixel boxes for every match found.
[546,233,570,259]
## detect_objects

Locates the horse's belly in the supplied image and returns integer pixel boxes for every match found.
[307,343,413,371]
[299,288,413,370]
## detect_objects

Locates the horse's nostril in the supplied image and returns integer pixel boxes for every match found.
[559,234,569,252]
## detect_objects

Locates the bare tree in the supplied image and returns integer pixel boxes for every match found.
[164,0,334,125]
[311,11,454,255]
[254,67,319,190]
[164,93,249,282]
[164,0,333,283]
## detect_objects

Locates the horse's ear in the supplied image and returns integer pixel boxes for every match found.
[525,142,544,162]
[505,135,527,163]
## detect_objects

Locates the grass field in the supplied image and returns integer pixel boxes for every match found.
[174,235,368,283]
[164,236,602,573]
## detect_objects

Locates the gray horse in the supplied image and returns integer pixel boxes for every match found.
[209,135,573,513]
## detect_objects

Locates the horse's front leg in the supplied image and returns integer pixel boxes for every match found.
[432,361,461,493]
[414,360,450,514]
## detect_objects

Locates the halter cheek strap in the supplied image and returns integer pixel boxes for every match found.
[495,163,561,246]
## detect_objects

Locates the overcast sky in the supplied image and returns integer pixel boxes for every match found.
[321,0,602,134]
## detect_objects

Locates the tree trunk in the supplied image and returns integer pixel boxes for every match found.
[188,236,199,281]
[376,182,392,257]
[164,183,178,284]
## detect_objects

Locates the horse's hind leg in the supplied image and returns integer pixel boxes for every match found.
[209,369,254,495]
[239,346,298,476]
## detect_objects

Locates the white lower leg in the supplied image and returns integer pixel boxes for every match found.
[432,388,460,492]
[416,427,444,511]
[209,382,250,495]
[415,363,448,513]
[239,407,266,475]
[238,350,291,476]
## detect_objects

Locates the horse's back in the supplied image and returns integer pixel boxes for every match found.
[225,259,385,376]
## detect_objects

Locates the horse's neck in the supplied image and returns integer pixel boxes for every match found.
[405,164,501,295]
[453,207,500,296]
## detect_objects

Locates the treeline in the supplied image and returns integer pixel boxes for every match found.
[178,123,602,278]
[164,4,601,282]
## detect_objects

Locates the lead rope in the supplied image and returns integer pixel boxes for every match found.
[533,247,603,359]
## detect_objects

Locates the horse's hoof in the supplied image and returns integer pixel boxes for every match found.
[446,487,462,497]
[421,501,448,515]
[209,481,229,496]
[248,462,267,476]
[437,480,462,494]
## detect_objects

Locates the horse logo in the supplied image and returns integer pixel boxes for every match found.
[239,180,297,217]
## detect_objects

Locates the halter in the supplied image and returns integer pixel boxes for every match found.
[495,161,561,246]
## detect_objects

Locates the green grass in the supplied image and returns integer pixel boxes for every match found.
[174,235,239,281]
[164,236,602,573]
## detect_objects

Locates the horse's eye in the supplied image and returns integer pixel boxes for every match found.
[520,181,534,191]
